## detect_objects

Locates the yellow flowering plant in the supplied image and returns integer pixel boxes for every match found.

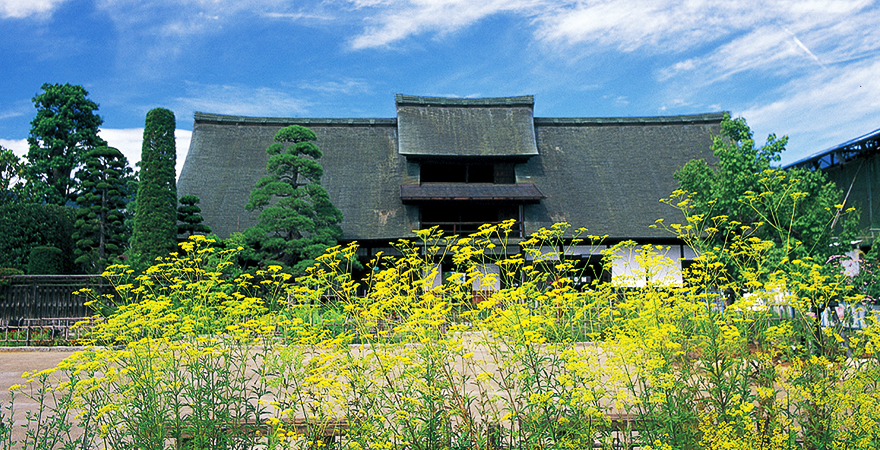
[2,208,879,450]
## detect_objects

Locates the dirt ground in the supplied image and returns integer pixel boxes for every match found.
[0,348,82,445]
[0,342,616,447]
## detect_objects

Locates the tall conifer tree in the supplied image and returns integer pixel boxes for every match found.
[131,108,177,268]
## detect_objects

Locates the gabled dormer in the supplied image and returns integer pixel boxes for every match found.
[395,95,544,236]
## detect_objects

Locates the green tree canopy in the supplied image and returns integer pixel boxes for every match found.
[73,146,134,273]
[177,194,211,238]
[26,83,106,205]
[131,108,178,269]
[0,146,27,204]
[673,114,853,275]
[244,125,343,272]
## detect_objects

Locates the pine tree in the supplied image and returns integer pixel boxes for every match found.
[131,108,177,269]
[72,146,133,273]
[177,194,211,238]
[26,83,106,205]
[244,125,343,272]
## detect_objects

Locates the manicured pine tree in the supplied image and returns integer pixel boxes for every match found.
[177,194,211,238]
[72,146,133,273]
[131,108,177,269]
[244,125,343,272]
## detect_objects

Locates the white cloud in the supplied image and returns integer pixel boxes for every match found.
[97,128,143,168]
[88,0,333,80]
[534,0,727,52]
[0,110,25,120]
[95,0,327,37]
[339,0,879,89]
[2,130,191,181]
[0,138,27,158]
[98,128,192,180]
[342,0,750,51]
[0,0,66,18]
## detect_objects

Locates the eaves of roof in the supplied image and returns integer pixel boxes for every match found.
[533,112,727,126]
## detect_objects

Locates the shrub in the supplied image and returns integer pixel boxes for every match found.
[0,203,76,273]
[26,246,63,274]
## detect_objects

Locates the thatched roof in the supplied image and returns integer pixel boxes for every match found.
[177,114,414,241]
[396,95,539,158]
[523,114,723,239]
[176,97,724,242]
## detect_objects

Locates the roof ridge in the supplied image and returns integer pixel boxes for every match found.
[395,94,535,107]
[194,112,396,126]
[194,110,727,126]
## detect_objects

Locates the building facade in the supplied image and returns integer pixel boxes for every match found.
[177,95,724,285]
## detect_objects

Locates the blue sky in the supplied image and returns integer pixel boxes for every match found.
[1,0,878,176]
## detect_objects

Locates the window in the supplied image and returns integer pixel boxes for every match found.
[420,162,514,184]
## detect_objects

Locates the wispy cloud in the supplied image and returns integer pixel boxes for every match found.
[0,110,25,121]
[0,0,67,18]
[533,0,736,52]
[94,0,331,36]
[174,83,312,118]
[657,26,804,84]
[299,78,372,95]
[655,1,878,82]
[347,0,544,49]
[83,0,339,81]
[740,58,880,163]
[785,27,825,68]
[341,0,878,83]
[262,10,335,21]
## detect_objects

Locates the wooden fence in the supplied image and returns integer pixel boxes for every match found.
[0,275,115,322]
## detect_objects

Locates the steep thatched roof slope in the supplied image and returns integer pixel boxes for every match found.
[396,95,538,157]
[177,113,415,241]
[522,114,724,239]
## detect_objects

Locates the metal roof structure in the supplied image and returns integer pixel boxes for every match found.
[785,127,880,170]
